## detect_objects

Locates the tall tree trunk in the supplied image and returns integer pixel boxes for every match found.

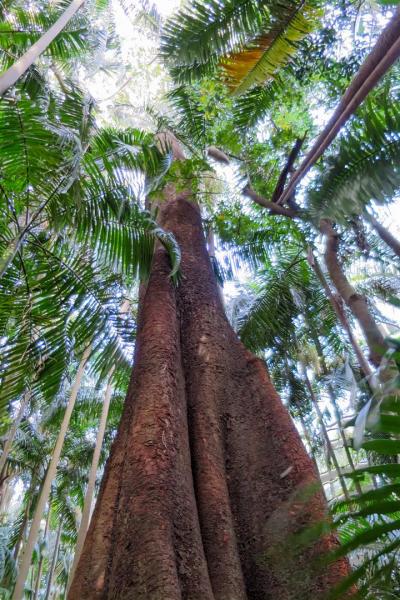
[302,367,350,501]
[298,413,327,500]
[33,507,51,600]
[12,345,91,600]
[67,366,115,591]
[0,0,85,97]
[307,249,373,380]
[44,520,62,600]
[365,212,400,259]
[320,219,388,367]
[70,196,349,600]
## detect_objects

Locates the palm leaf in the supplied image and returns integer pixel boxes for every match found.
[222,1,320,95]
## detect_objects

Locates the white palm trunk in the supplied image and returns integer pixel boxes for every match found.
[0,391,31,477]
[67,365,115,591]
[12,345,91,600]
[0,0,85,97]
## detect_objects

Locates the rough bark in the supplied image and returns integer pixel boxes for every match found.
[70,196,349,600]
[320,219,388,367]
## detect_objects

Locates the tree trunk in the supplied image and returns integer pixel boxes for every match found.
[310,332,363,496]
[307,249,373,380]
[0,0,85,97]
[67,366,115,591]
[320,219,388,367]
[33,507,51,600]
[302,367,350,501]
[298,413,327,500]
[70,196,349,600]
[12,345,91,600]
[44,520,62,600]
[365,212,400,259]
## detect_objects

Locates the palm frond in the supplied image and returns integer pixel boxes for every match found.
[222,1,320,95]
[307,97,400,222]
[161,0,269,84]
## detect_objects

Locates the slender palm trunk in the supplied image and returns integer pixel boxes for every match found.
[311,333,363,495]
[0,0,85,97]
[70,196,350,600]
[33,508,51,600]
[320,219,388,367]
[365,212,400,259]
[12,345,91,600]
[0,391,31,479]
[67,366,115,591]
[308,250,373,380]
[44,520,62,600]
[298,413,327,500]
[302,367,350,501]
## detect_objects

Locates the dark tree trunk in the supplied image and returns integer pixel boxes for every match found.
[69,196,349,600]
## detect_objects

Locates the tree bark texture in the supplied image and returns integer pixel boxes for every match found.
[69,196,349,600]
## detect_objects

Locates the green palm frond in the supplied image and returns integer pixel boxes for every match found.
[0,0,108,73]
[232,78,283,129]
[161,0,269,84]
[222,1,320,95]
[307,97,400,222]
[327,351,400,598]
[238,248,310,351]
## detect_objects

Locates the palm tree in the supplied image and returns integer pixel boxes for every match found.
[0,0,85,96]
[12,344,91,600]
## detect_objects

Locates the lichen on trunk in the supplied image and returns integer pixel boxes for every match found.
[69,195,349,600]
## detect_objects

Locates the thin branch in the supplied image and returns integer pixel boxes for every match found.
[243,185,299,218]
[271,135,306,204]
[277,7,400,205]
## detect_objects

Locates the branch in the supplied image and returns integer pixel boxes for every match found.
[277,7,400,205]
[243,185,298,218]
[271,136,306,204]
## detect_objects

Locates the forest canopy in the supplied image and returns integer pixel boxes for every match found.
[0,0,400,598]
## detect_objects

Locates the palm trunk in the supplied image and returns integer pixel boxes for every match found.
[67,366,115,591]
[320,220,388,367]
[0,0,85,97]
[365,212,400,259]
[298,413,327,500]
[44,520,62,600]
[33,508,51,600]
[311,333,363,496]
[308,250,373,380]
[0,391,31,479]
[70,195,349,600]
[12,345,91,600]
[302,367,350,501]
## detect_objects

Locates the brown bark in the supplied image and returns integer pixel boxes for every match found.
[70,196,350,600]
[365,212,400,259]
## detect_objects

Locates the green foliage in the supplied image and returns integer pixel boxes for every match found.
[328,346,400,598]
[307,94,400,222]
